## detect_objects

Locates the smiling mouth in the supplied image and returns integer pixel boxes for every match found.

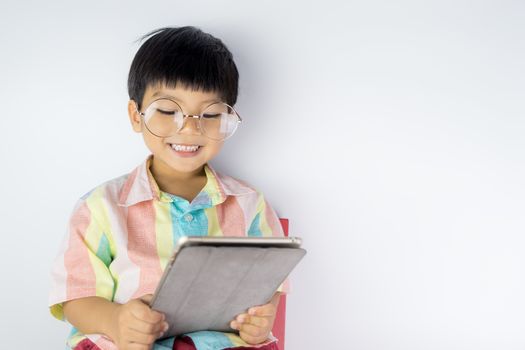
[168,143,202,152]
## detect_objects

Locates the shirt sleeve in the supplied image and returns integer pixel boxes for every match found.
[247,192,291,294]
[48,195,115,321]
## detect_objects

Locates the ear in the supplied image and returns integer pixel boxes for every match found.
[127,100,142,133]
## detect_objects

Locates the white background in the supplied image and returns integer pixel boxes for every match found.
[0,1,524,349]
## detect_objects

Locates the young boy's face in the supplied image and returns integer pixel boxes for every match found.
[127,84,224,176]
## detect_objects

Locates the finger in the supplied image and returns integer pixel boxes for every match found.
[126,344,149,350]
[232,313,248,323]
[127,342,152,350]
[237,322,267,338]
[139,294,154,304]
[248,304,275,317]
[125,327,161,346]
[131,302,165,324]
[239,330,266,345]
[128,318,169,335]
[238,314,270,329]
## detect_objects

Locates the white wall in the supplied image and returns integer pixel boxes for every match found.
[1,1,524,349]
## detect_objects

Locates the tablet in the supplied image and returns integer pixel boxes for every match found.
[149,236,306,338]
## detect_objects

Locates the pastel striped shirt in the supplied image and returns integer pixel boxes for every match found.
[48,154,289,350]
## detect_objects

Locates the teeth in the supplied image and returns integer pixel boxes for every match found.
[170,144,200,152]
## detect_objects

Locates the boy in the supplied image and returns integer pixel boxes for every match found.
[48,26,289,350]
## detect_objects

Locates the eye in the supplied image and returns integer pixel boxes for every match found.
[202,113,222,119]
[157,109,177,115]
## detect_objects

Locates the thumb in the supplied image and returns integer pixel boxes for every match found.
[139,294,154,305]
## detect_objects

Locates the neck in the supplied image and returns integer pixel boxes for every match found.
[149,156,206,185]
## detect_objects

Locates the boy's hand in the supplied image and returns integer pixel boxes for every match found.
[107,294,168,350]
[229,292,281,345]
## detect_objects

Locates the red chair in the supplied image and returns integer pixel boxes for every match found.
[271,218,289,350]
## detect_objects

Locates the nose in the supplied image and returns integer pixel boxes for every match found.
[178,115,202,135]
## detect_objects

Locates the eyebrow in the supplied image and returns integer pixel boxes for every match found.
[151,91,220,104]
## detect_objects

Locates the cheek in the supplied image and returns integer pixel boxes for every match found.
[142,132,165,151]
[206,142,224,156]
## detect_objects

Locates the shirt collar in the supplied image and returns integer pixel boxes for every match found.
[117,154,255,207]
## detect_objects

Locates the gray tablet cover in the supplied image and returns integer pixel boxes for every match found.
[150,245,306,337]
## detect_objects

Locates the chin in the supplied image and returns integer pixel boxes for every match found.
[150,146,210,174]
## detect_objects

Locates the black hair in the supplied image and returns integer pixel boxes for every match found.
[127,26,239,109]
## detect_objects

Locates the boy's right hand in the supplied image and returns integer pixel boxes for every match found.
[107,294,169,350]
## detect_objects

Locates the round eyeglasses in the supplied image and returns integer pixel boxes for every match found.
[136,98,242,141]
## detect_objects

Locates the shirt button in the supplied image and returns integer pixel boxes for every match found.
[184,214,193,222]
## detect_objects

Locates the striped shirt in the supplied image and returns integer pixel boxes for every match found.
[48,154,289,350]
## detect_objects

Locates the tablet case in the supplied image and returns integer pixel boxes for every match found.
[150,242,306,337]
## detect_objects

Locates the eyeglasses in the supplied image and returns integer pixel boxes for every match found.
[136,98,242,141]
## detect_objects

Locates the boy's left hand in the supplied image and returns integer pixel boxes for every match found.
[229,292,280,345]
